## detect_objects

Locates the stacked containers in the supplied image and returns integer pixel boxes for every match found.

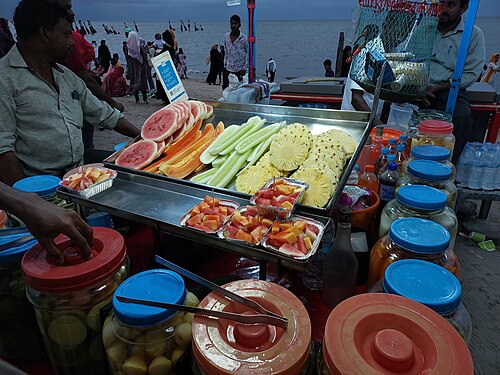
[401,145,456,182]
[412,119,456,156]
[21,227,129,375]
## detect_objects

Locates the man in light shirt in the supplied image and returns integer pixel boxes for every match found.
[266,58,276,83]
[223,14,248,89]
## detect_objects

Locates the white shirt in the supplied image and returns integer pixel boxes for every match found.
[341,76,384,120]
[266,59,276,73]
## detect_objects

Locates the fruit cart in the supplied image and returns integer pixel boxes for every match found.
[57,101,370,278]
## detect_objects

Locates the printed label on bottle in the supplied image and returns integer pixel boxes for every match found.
[379,183,396,201]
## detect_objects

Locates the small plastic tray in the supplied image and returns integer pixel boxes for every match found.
[59,167,117,199]
[180,199,239,235]
[217,205,273,246]
[261,215,325,261]
[249,178,308,220]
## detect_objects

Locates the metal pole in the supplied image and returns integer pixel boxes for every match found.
[248,0,256,83]
[446,0,480,116]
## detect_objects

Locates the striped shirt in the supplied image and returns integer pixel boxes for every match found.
[223,31,248,73]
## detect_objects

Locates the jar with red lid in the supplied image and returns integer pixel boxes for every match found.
[192,279,312,375]
[319,293,473,374]
[412,120,456,155]
[367,218,461,288]
[21,227,129,375]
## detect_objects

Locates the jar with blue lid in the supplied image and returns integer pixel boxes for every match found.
[397,159,458,209]
[369,259,472,343]
[379,185,458,248]
[13,175,73,209]
[401,145,456,182]
[0,228,47,363]
[368,218,461,288]
[103,269,200,375]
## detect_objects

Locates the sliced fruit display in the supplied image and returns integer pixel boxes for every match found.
[141,107,180,141]
[116,140,158,170]
[182,196,237,233]
[60,167,115,191]
[255,152,285,177]
[324,129,357,157]
[221,206,273,245]
[235,166,277,195]
[269,123,312,171]
[291,168,334,208]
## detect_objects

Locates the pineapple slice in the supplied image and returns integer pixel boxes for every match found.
[270,124,312,171]
[236,166,275,194]
[308,147,346,172]
[255,152,282,177]
[324,129,357,157]
[301,158,340,184]
[291,168,334,208]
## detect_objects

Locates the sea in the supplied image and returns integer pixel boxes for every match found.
[81,18,499,89]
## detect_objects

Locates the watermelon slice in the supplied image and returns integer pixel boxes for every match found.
[141,107,179,141]
[171,123,187,142]
[197,101,208,119]
[204,105,214,119]
[116,140,158,169]
[189,101,201,122]
[278,243,304,258]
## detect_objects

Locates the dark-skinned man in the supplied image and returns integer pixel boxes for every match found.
[0,0,140,186]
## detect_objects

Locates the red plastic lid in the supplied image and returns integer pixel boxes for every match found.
[418,120,454,135]
[370,127,404,146]
[22,227,126,293]
[192,279,311,375]
[323,294,473,375]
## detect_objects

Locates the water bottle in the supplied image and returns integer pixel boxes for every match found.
[482,147,497,190]
[456,143,473,186]
[374,147,390,176]
[347,164,360,185]
[468,145,483,190]
[388,137,397,154]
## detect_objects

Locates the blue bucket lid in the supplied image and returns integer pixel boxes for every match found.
[389,218,450,254]
[407,160,451,181]
[397,185,447,211]
[113,269,186,327]
[411,145,451,161]
[114,142,129,152]
[13,175,61,197]
[383,259,461,314]
[0,229,38,264]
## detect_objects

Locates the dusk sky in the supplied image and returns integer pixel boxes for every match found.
[1,0,500,22]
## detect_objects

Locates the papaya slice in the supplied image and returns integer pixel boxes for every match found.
[163,119,203,156]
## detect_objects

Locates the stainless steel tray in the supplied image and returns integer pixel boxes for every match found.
[105,101,371,218]
[280,76,346,96]
[57,170,331,272]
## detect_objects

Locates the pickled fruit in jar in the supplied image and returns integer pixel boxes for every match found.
[148,356,173,375]
[122,355,148,375]
[173,322,192,349]
[48,314,88,347]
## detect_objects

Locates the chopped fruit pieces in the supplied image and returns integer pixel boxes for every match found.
[183,196,235,233]
[61,167,114,191]
[251,178,306,214]
[222,206,272,245]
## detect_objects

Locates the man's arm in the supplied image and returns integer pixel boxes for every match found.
[460,27,485,89]
[114,118,140,138]
[351,89,383,126]
[0,152,25,186]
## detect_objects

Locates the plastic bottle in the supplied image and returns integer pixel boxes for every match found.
[388,137,397,154]
[399,134,410,157]
[468,145,483,189]
[347,164,360,185]
[456,143,474,186]
[358,165,379,194]
[374,147,389,176]
[379,162,400,208]
[365,127,385,167]
[321,207,358,308]
[483,147,497,190]
[378,154,397,176]
[395,144,407,166]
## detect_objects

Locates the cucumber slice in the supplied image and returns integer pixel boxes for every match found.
[234,122,284,154]
[207,149,252,188]
[200,125,239,164]
[210,117,260,154]
[247,133,277,166]
[212,154,229,168]
[190,168,217,184]
[218,118,266,155]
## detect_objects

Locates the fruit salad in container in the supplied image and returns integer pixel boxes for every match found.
[218,205,274,245]
[262,216,324,260]
[249,178,308,220]
[59,166,117,198]
[181,195,238,234]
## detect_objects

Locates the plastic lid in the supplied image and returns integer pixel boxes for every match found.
[114,141,129,152]
[389,218,450,254]
[381,147,389,155]
[354,164,360,172]
[418,120,454,135]
[22,227,126,292]
[0,229,38,264]
[323,294,473,374]
[388,162,398,171]
[397,185,447,211]
[411,145,451,161]
[192,279,311,375]
[365,165,375,172]
[113,269,186,327]
[387,154,396,162]
[407,160,451,181]
[388,138,397,145]
[399,135,408,141]
[383,260,462,314]
[13,175,61,197]
[396,144,405,151]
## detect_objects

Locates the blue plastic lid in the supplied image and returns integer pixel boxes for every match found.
[396,144,405,152]
[388,162,398,171]
[114,142,129,152]
[407,160,451,181]
[397,185,447,211]
[113,269,186,327]
[399,135,408,141]
[388,138,397,145]
[353,164,360,172]
[0,229,38,264]
[387,154,396,162]
[381,147,389,155]
[13,175,61,197]
[388,218,450,254]
[411,145,451,161]
[383,259,461,314]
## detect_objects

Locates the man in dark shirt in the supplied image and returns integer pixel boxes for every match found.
[323,59,335,77]
[98,39,111,72]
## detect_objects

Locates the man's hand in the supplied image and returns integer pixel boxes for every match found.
[113,101,125,113]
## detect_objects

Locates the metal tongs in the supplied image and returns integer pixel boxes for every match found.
[116,255,288,330]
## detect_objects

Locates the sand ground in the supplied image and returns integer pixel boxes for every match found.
[94,77,499,374]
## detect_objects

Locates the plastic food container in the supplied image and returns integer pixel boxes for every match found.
[379,185,458,249]
[369,260,472,343]
[218,205,273,245]
[368,218,461,288]
[397,160,458,209]
[181,196,239,234]
[319,293,473,374]
[192,279,312,375]
[13,175,74,209]
[250,178,308,220]
[412,120,456,155]
[0,229,47,363]
[401,145,456,182]
[60,167,117,199]
[21,227,129,375]
[104,269,199,375]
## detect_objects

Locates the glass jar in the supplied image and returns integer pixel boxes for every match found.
[412,119,456,156]
[368,218,461,288]
[22,227,129,375]
[379,185,458,249]
[401,145,456,182]
[397,160,458,209]
[370,260,472,343]
[192,279,312,375]
[104,269,200,375]
[0,230,47,364]
[13,175,75,210]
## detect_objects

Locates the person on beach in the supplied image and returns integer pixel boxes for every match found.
[481,53,500,88]
[217,45,225,85]
[340,46,352,77]
[97,39,111,72]
[266,57,276,83]
[323,59,335,77]
[0,0,140,185]
[127,31,149,104]
[0,18,15,58]
[420,0,485,162]
[206,44,220,85]
[102,66,128,97]
[153,32,165,51]
[223,15,248,89]
[176,48,188,79]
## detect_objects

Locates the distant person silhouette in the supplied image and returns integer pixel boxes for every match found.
[323,59,335,77]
